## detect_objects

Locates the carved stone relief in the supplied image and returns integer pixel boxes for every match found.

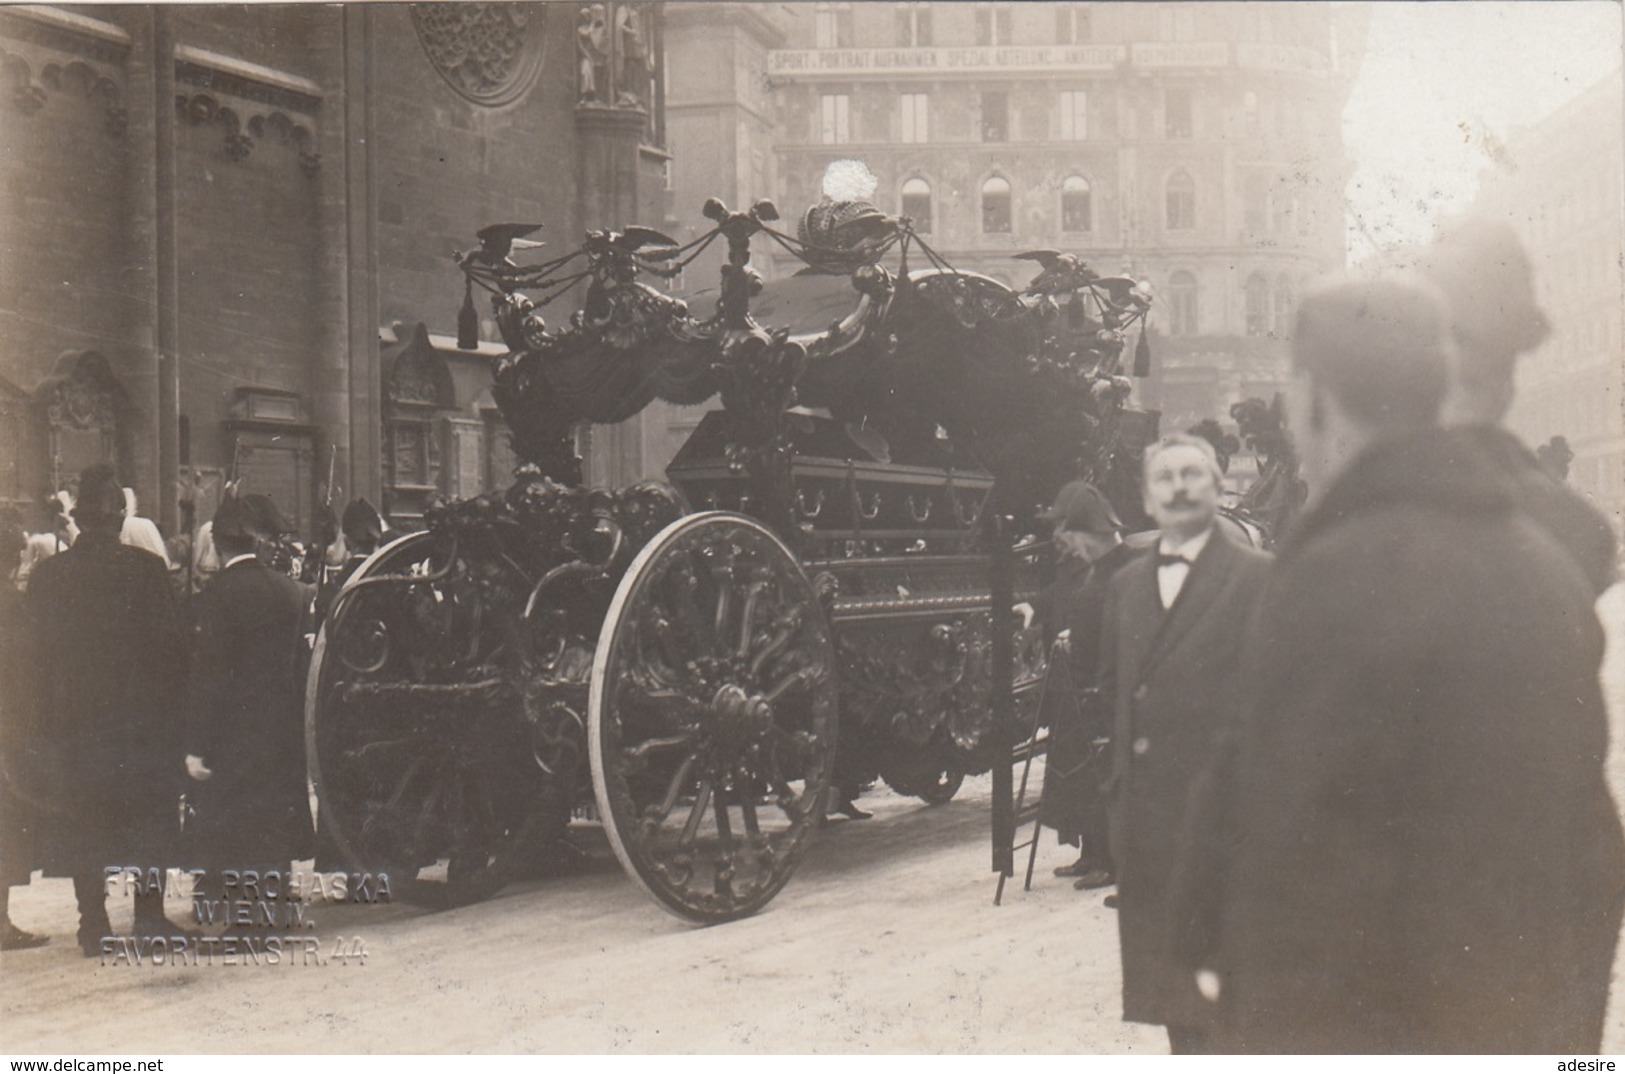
[2,49,125,136]
[174,91,320,175]
[42,353,124,491]
[411,3,546,108]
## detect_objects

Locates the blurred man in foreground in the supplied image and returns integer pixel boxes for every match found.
[1416,217,1617,594]
[1193,277,1625,1052]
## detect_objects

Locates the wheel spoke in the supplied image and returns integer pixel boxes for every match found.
[643,753,699,827]
[679,780,713,847]
[711,787,736,899]
[736,577,767,658]
[748,606,803,679]
[711,570,734,647]
[763,664,816,705]
[738,786,762,845]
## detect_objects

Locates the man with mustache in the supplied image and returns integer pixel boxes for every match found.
[1097,433,1271,1052]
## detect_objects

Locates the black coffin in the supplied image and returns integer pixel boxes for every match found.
[666,410,993,543]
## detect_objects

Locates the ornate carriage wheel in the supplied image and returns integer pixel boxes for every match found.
[589,512,838,924]
[306,532,567,909]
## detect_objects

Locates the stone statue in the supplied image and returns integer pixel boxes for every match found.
[615,4,650,108]
[576,4,609,103]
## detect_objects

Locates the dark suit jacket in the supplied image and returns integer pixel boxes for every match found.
[1100,524,1270,1026]
[185,557,314,867]
[1038,542,1137,845]
[22,531,186,874]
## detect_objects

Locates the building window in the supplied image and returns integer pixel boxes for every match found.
[820,94,850,144]
[900,92,929,143]
[1165,171,1195,231]
[975,2,1013,46]
[1168,270,1199,336]
[1243,173,1265,233]
[1165,86,1193,139]
[1061,175,1091,232]
[1242,90,1259,136]
[1245,273,1270,336]
[1159,7,1195,41]
[1270,183,1293,234]
[981,175,1012,233]
[896,2,932,46]
[1058,90,1087,141]
[1274,275,1294,335]
[981,91,1008,142]
[815,3,853,48]
[1057,2,1091,44]
[901,176,932,233]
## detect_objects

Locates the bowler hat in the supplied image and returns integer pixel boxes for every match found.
[1415,216,1550,355]
[1039,481,1122,535]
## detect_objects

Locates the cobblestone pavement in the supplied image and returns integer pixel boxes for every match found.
[2,585,1623,1054]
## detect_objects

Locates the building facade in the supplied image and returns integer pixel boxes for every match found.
[1471,67,1625,538]
[754,1,1365,459]
[0,2,667,538]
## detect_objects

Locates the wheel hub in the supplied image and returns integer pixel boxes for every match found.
[711,682,773,754]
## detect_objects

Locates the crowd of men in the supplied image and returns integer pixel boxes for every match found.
[1032,217,1622,1052]
[0,477,386,956]
[0,214,1620,1055]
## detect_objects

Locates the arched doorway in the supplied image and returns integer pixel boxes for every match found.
[382,323,456,526]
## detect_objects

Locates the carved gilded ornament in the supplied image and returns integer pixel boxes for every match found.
[411,3,545,108]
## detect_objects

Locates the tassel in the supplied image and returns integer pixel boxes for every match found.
[457,278,479,350]
[1132,328,1151,377]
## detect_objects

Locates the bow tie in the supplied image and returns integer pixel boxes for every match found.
[1156,552,1194,569]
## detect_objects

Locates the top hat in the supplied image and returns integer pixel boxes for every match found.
[241,494,292,538]
[341,498,383,543]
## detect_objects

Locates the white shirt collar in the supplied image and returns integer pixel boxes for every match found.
[223,553,258,570]
[1157,526,1213,562]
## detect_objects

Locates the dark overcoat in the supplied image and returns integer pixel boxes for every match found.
[1448,423,1618,595]
[1202,431,1625,1053]
[1038,542,1136,846]
[0,584,37,885]
[184,557,314,868]
[23,531,186,874]
[1100,526,1270,1026]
